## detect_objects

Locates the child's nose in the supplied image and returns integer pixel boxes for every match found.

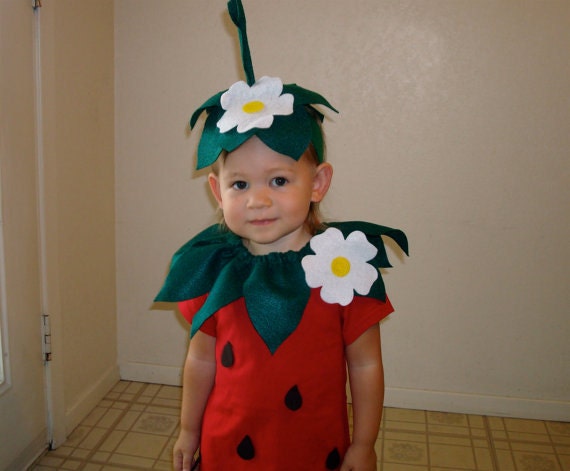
[247,187,272,208]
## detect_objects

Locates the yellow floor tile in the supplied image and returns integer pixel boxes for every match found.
[512,451,561,471]
[383,463,429,471]
[385,408,426,423]
[429,442,476,469]
[383,440,428,466]
[29,381,569,471]
[113,431,168,459]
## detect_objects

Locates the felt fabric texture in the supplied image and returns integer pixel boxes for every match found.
[191,83,338,169]
[227,0,254,86]
[155,221,408,353]
[177,289,394,470]
[188,0,339,169]
[302,228,381,306]
[217,77,294,133]
[160,219,408,468]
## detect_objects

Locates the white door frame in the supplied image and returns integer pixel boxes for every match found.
[33,4,66,450]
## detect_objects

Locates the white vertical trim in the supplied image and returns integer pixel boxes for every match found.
[32,4,67,449]
[32,2,52,445]
[0,136,11,394]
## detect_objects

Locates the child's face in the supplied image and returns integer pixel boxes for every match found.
[209,136,332,255]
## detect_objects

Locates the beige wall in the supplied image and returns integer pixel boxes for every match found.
[0,1,117,467]
[41,0,118,433]
[116,1,570,419]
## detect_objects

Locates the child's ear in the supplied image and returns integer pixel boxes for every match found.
[208,173,223,207]
[311,163,333,203]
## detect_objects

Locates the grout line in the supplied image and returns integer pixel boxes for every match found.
[424,409,431,470]
[545,418,566,471]
[379,405,385,470]
[76,381,153,470]
[77,381,142,467]
[484,415,500,471]
[31,383,569,471]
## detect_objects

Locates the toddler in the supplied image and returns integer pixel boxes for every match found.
[156,1,408,470]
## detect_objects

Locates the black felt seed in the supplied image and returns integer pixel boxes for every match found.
[221,341,234,367]
[237,435,255,460]
[284,385,303,411]
[325,447,341,470]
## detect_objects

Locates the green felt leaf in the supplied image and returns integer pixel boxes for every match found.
[256,107,313,161]
[190,257,246,338]
[154,225,240,302]
[283,84,339,113]
[156,222,408,353]
[196,110,226,169]
[190,91,224,129]
[243,255,311,354]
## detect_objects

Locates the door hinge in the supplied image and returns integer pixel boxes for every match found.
[41,314,52,362]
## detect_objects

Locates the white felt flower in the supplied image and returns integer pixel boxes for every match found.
[302,228,379,306]
[217,76,294,133]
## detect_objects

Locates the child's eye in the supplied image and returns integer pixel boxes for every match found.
[271,177,288,187]
[232,181,248,190]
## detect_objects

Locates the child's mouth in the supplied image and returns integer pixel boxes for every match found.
[249,218,276,226]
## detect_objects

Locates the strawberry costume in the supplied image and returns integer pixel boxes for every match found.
[156,222,407,470]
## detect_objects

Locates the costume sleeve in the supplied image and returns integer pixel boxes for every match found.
[178,294,217,337]
[342,295,394,345]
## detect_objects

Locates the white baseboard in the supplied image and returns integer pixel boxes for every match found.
[119,361,183,386]
[5,429,46,471]
[64,364,120,434]
[385,386,570,421]
[118,363,570,421]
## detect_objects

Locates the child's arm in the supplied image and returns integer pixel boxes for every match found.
[173,330,217,471]
[342,324,384,471]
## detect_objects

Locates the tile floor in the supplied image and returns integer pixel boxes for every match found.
[30,381,570,471]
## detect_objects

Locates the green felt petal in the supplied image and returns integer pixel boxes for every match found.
[154,226,242,302]
[367,273,387,301]
[196,110,226,168]
[190,256,246,337]
[190,91,224,129]
[256,107,313,161]
[328,221,409,262]
[196,105,329,167]
[243,254,311,354]
[283,84,339,113]
[218,124,256,153]
[197,112,256,169]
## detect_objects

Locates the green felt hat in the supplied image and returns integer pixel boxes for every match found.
[190,0,338,170]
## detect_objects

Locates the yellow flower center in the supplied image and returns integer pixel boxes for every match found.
[242,100,265,114]
[331,256,351,278]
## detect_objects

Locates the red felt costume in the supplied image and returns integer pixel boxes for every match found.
[178,290,393,470]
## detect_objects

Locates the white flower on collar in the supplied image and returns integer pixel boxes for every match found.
[302,228,379,306]
[217,76,294,134]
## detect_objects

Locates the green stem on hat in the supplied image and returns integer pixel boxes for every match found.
[227,0,255,86]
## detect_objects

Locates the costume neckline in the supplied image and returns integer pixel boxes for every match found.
[155,221,408,353]
[218,228,314,259]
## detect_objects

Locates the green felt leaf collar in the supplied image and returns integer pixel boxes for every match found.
[155,222,408,354]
